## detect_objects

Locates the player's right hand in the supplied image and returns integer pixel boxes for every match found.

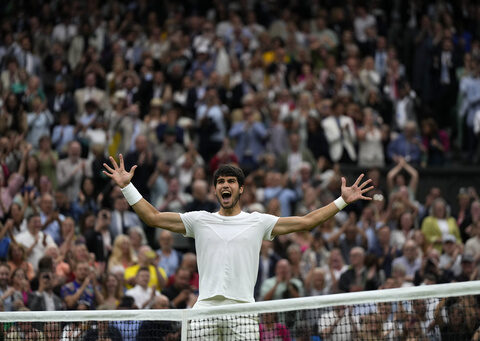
[103,154,137,188]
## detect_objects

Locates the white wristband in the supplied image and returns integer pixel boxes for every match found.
[334,196,348,210]
[121,183,143,206]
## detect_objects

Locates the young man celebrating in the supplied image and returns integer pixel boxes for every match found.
[103,156,373,336]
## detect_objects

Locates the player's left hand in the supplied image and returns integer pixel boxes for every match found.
[341,174,374,204]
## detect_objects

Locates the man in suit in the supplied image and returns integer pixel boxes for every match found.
[74,72,107,118]
[48,78,75,122]
[321,99,357,163]
[17,35,42,76]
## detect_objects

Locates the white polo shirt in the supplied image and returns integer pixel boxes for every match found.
[181,211,278,303]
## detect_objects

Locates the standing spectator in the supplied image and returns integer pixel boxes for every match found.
[420,118,450,166]
[38,193,64,246]
[322,99,357,164]
[16,214,56,272]
[357,107,385,167]
[196,87,226,162]
[26,97,54,149]
[51,112,75,156]
[73,72,107,119]
[124,135,157,201]
[85,209,112,264]
[35,136,58,189]
[28,269,65,311]
[56,141,92,203]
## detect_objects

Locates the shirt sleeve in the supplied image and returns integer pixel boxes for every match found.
[260,213,279,241]
[180,211,200,238]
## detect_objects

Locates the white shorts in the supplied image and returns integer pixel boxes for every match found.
[188,296,259,341]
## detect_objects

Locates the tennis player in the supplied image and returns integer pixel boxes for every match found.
[103,155,373,340]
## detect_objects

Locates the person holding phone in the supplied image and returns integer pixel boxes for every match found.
[28,269,65,311]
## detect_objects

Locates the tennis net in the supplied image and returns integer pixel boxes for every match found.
[1,280,479,340]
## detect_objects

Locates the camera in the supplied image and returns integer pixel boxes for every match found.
[42,273,51,280]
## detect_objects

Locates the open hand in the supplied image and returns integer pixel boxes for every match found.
[341,174,374,204]
[103,154,137,188]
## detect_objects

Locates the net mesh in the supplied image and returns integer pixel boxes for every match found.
[0,281,479,341]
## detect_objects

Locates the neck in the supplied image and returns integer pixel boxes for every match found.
[218,205,242,216]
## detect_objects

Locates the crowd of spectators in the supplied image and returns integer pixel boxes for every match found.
[1,0,480,339]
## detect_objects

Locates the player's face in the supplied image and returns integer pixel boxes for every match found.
[215,176,243,210]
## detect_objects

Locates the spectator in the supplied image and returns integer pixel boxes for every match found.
[420,118,450,166]
[28,269,64,311]
[128,226,147,257]
[124,135,157,201]
[125,266,160,309]
[438,234,462,278]
[455,253,478,282]
[85,209,112,264]
[0,263,13,311]
[107,234,137,274]
[260,259,304,301]
[259,312,291,341]
[124,245,167,291]
[387,120,423,165]
[16,214,56,272]
[421,197,462,251]
[26,97,54,149]
[7,243,34,281]
[109,196,142,241]
[319,305,357,341]
[465,220,480,261]
[195,87,226,162]
[56,140,92,203]
[321,99,357,164]
[357,107,385,168]
[97,273,123,310]
[38,193,64,246]
[183,179,217,213]
[229,96,268,173]
[392,239,422,283]
[73,72,107,118]
[51,112,76,156]
[61,260,103,310]
[162,267,197,309]
[338,246,380,292]
[156,230,182,278]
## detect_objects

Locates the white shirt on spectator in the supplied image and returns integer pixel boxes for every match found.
[125,285,159,309]
[16,230,56,271]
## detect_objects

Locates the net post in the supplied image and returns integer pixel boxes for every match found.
[181,309,189,341]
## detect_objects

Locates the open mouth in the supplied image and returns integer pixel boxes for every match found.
[221,192,232,199]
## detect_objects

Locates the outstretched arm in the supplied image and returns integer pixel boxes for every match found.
[272,174,373,236]
[103,155,186,234]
